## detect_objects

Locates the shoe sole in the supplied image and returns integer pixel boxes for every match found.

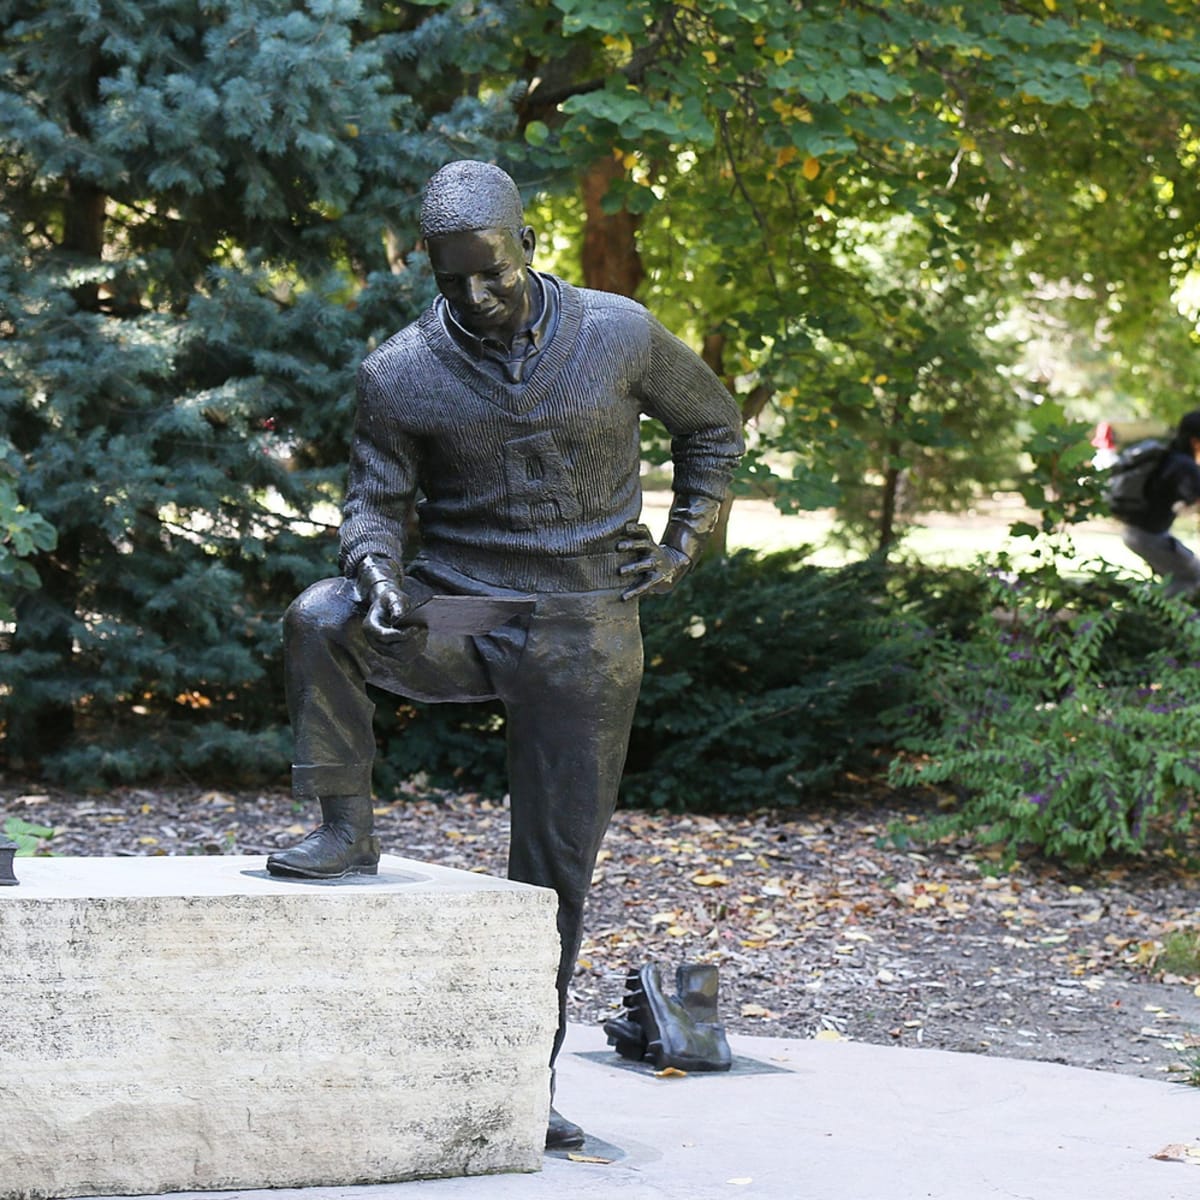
[265,861,379,880]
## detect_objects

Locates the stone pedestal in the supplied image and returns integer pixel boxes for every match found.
[0,854,559,1199]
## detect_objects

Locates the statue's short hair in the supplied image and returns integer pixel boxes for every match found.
[420,160,525,240]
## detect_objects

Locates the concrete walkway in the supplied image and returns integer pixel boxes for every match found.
[87,1022,1200,1200]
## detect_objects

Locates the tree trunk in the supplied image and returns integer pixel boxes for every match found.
[877,396,910,555]
[878,456,901,554]
[580,155,643,297]
[63,178,107,310]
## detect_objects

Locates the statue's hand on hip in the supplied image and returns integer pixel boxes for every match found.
[618,521,692,600]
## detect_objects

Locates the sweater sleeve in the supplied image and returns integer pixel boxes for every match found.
[338,358,420,578]
[635,313,745,500]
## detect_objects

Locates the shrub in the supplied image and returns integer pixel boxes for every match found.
[620,549,912,810]
[887,564,1200,864]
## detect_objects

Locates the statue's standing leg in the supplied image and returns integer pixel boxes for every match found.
[495,592,643,1146]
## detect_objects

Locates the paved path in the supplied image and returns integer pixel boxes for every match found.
[85,1022,1200,1200]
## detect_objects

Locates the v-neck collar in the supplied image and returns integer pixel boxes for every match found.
[419,276,583,416]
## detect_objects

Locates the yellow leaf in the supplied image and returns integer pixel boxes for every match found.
[138,836,158,846]
[814,1028,844,1041]
[776,145,799,168]
[666,925,687,937]
[741,1003,775,1018]
[345,122,359,138]
[773,48,794,66]
[702,49,718,65]
[655,1066,688,1078]
[1044,0,1056,10]
[824,187,837,205]
[568,1152,614,1164]
[691,872,729,887]
[802,156,820,180]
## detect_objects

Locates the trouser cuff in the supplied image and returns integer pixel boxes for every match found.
[292,763,373,802]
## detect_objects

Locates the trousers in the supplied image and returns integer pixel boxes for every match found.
[1121,524,1200,597]
[283,561,644,1064]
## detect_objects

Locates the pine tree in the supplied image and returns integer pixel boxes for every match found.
[0,0,514,781]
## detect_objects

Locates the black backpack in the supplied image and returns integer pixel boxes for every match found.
[1105,438,1167,521]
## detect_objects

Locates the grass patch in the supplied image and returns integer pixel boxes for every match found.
[1158,928,1200,978]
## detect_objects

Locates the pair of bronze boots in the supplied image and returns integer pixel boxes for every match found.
[604,963,732,1072]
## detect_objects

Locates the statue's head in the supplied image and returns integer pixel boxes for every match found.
[420,160,525,240]
[420,161,537,345]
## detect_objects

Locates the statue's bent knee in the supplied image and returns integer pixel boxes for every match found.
[284,577,358,645]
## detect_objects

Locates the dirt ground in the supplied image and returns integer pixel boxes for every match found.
[6,778,1200,1085]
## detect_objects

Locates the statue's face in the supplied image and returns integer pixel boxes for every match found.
[427,226,536,344]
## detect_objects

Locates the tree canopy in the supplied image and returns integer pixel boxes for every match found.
[3,0,1200,782]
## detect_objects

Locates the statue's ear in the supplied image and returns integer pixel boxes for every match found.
[520,225,536,265]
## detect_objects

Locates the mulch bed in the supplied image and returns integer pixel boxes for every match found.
[5,775,1200,1083]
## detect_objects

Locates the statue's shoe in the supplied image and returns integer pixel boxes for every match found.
[546,1106,585,1150]
[267,797,380,880]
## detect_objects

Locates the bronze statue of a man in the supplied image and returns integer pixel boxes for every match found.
[268,160,744,1148]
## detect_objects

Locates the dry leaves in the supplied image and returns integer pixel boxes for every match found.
[7,776,1200,1082]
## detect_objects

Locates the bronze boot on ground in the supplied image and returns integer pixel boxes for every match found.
[605,963,733,1072]
[266,796,381,879]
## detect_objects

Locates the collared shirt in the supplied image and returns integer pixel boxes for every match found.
[441,272,559,384]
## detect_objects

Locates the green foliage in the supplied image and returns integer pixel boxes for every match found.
[1169,1048,1200,1089]
[0,450,56,622]
[622,550,912,810]
[1010,399,1102,541]
[3,815,55,856]
[0,0,510,781]
[887,566,1200,865]
[370,694,508,801]
[1157,928,1200,978]
[513,1,1200,545]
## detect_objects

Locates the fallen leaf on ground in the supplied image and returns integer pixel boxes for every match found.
[1151,1143,1200,1164]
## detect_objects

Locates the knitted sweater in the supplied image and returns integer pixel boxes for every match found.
[340,275,744,593]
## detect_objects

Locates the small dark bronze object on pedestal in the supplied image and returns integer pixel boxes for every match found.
[605,962,732,1072]
[0,835,19,886]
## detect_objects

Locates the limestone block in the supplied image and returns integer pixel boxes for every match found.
[0,854,560,1199]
